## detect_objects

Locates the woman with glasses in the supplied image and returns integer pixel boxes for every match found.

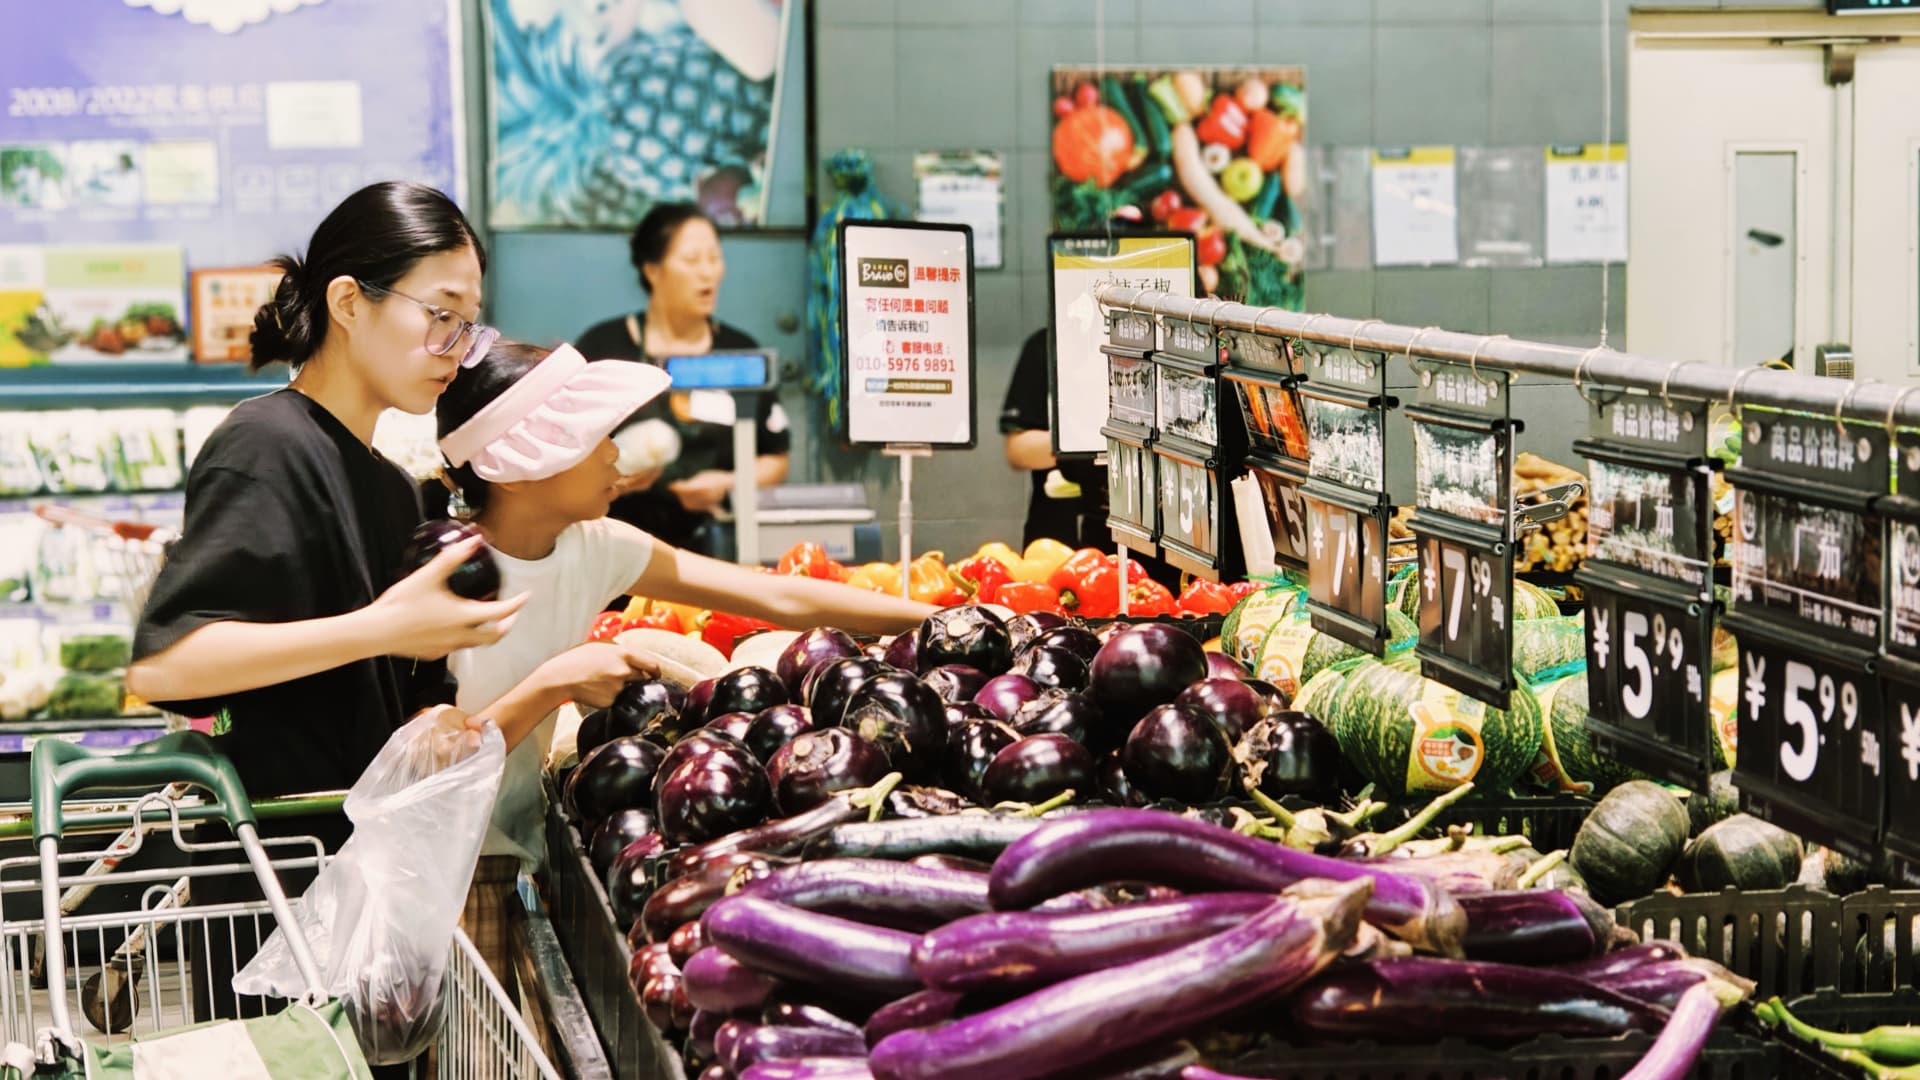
[575,202,792,552]
[128,183,656,1050]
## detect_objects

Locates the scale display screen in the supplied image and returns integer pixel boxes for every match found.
[664,351,776,390]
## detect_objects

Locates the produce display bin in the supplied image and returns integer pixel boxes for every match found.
[1767,987,1920,1080]
[1220,1025,1782,1079]
[1617,885,1846,1000]
[540,784,687,1080]
[1368,792,1596,855]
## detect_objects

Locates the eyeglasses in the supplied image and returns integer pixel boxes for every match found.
[358,280,498,368]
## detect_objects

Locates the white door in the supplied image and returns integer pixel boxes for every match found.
[1627,9,1920,382]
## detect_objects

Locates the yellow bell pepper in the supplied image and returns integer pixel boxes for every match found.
[624,595,706,627]
[972,541,1022,570]
[847,562,902,594]
[1010,538,1074,584]
[908,552,963,605]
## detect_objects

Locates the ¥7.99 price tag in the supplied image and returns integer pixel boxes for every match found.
[1731,627,1883,860]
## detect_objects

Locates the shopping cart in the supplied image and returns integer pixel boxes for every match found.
[0,731,562,1079]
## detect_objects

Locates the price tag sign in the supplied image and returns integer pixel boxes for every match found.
[1727,622,1883,860]
[1104,433,1157,548]
[1155,364,1219,447]
[1882,432,1920,661]
[1414,526,1514,705]
[1731,487,1883,642]
[1880,658,1920,885]
[1581,566,1715,787]
[1250,455,1311,573]
[837,219,976,448]
[1305,486,1390,651]
[1107,309,1155,353]
[1156,446,1219,576]
[1160,316,1219,364]
[1225,370,1310,462]
[1104,349,1155,430]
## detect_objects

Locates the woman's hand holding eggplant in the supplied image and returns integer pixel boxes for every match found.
[538,641,659,708]
[370,538,528,659]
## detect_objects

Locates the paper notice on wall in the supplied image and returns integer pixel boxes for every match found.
[1371,146,1459,267]
[142,141,220,205]
[1545,144,1628,265]
[265,81,364,150]
[915,152,1003,270]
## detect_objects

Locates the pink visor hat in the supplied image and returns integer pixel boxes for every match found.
[439,343,673,483]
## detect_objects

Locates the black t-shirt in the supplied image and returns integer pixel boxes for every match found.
[133,390,452,799]
[576,313,792,548]
[1001,328,1110,549]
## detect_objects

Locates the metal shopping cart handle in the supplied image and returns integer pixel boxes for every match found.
[31,731,255,843]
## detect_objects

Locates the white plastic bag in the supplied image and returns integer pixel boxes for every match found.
[235,710,505,1064]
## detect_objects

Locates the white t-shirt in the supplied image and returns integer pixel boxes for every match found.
[452,518,655,868]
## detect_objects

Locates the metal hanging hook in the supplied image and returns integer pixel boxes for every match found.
[1348,319,1383,355]
[1469,334,1509,390]
[1886,384,1920,439]
[1203,296,1226,336]
[1724,365,1762,421]
[1574,345,1607,406]
[1835,378,1878,436]
[1404,325,1438,360]
[1659,361,1687,412]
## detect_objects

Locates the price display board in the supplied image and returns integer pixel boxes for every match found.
[1723,408,1888,858]
[1573,394,1719,788]
[1106,436,1158,549]
[1146,316,1244,580]
[1406,361,1517,708]
[837,220,977,448]
[1155,444,1218,573]
[1102,309,1158,550]
[1880,432,1920,881]
[1296,340,1397,654]
[1249,454,1311,572]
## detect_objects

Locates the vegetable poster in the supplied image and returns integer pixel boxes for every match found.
[1049,68,1307,310]
[486,0,794,229]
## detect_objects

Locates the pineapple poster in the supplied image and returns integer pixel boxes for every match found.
[1049,67,1307,310]
[486,0,793,229]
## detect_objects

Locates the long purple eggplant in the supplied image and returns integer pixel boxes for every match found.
[740,1060,874,1080]
[668,793,870,879]
[913,893,1275,992]
[863,989,967,1048]
[1595,959,1754,1010]
[866,879,1370,1080]
[703,895,922,1000]
[1289,956,1670,1042]
[1060,1042,1200,1080]
[806,815,1050,861]
[1563,941,1690,980]
[685,946,782,1015]
[987,808,1465,956]
[642,854,790,944]
[742,859,991,931]
[1621,984,1723,1080]
[1457,889,1614,965]
[720,1023,868,1076]
[1351,849,1525,894]
[761,994,868,1037]
[909,854,993,874]
[1032,883,1184,914]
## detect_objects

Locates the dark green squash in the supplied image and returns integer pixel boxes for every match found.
[1569,780,1691,905]
[1686,769,1740,836]
[1676,814,1801,893]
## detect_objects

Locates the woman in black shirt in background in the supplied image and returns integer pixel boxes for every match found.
[577,203,791,551]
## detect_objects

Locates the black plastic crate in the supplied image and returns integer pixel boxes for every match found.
[1616,885,1843,1000]
[1837,886,1920,993]
[1764,987,1920,1080]
[539,786,686,1080]
[1220,1026,1781,1079]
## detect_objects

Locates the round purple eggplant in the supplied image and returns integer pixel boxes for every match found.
[658,749,773,845]
[943,701,994,728]
[917,607,1012,676]
[973,673,1040,723]
[400,518,501,601]
[1009,645,1090,693]
[1005,612,1069,653]
[943,718,1022,803]
[1010,688,1099,746]
[844,672,948,780]
[1122,704,1231,804]
[710,665,789,717]
[924,665,989,706]
[683,678,717,728]
[566,736,670,826]
[1090,624,1210,728]
[804,657,891,729]
[589,808,660,878]
[767,729,891,815]
[747,704,816,764]
[1174,678,1269,745]
[1238,710,1341,800]
[883,632,919,672]
[777,628,863,697]
[1244,678,1293,712]
[1206,652,1249,681]
[1025,626,1102,666]
[1096,751,1146,807]
[652,730,755,800]
[704,710,758,744]
[984,734,1094,805]
[578,677,680,752]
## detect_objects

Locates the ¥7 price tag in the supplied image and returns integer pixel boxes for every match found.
[1413,528,1514,708]
[1304,489,1389,653]
[1728,623,1883,860]
[1581,568,1713,788]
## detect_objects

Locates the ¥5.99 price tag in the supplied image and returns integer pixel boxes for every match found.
[1730,626,1883,860]
[1881,662,1920,885]
[1581,569,1713,788]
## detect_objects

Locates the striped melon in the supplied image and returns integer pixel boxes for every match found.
[1223,588,1301,667]
[1513,578,1563,620]
[1331,655,1544,799]
[1522,671,1647,796]
[1512,616,1588,682]
[1299,608,1419,686]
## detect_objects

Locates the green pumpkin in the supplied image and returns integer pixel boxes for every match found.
[1676,814,1802,893]
[1570,780,1691,905]
[1686,769,1741,836]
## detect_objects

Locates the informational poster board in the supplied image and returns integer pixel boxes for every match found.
[0,0,464,267]
[1371,147,1460,267]
[916,152,1003,270]
[1047,233,1196,457]
[1545,144,1628,265]
[836,220,976,449]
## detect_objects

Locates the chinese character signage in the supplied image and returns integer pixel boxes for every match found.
[1048,233,1195,455]
[1048,67,1307,310]
[838,220,975,448]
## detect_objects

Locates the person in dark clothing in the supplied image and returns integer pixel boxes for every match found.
[128,183,654,1063]
[1000,327,1112,549]
[576,203,791,551]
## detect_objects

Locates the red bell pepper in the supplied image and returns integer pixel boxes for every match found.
[1195,95,1249,151]
[1228,581,1263,602]
[1126,579,1177,618]
[950,556,1012,605]
[624,607,684,635]
[1176,579,1240,616]
[588,612,626,643]
[778,542,844,581]
[702,612,778,660]
[997,581,1065,615]
[1196,229,1228,267]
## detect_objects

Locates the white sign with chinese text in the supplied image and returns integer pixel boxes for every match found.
[1048,235,1196,455]
[915,151,1003,270]
[1545,144,1628,265]
[839,221,976,448]
[1371,147,1460,267]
